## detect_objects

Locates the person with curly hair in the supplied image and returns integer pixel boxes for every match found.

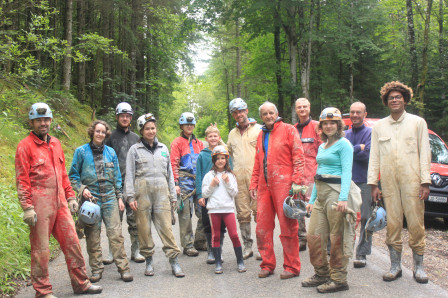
[368,81,431,284]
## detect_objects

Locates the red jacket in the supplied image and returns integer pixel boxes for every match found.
[294,119,322,186]
[170,134,204,183]
[15,132,75,210]
[250,120,305,190]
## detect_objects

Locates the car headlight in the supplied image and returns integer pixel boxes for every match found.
[431,173,443,187]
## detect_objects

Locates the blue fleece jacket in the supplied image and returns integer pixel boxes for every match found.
[345,124,372,184]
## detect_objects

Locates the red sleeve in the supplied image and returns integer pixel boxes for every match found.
[15,141,33,210]
[290,125,305,185]
[250,132,262,190]
[170,138,181,183]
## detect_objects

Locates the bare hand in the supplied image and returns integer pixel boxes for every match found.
[210,176,220,187]
[129,201,138,211]
[250,189,257,200]
[118,199,125,212]
[175,186,181,195]
[360,144,365,151]
[419,184,430,201]
[198,198,206,207]
[82,188,93,199]
[370,185,382,202]
[306,203,313,213]
[336,201,347,212]
[222,173,230,184]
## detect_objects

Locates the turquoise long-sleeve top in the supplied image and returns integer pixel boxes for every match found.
[309,137,354,204]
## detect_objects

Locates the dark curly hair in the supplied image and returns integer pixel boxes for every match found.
[87,120,112,140]
[318,120,345,143]
[380,81,413,106]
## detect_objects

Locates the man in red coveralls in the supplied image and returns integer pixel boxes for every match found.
[15,103,102,297]
[294,98,322,251]
[250,102,305,279]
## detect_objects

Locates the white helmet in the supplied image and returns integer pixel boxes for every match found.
[137,113,156,130]
[229,98,248,113]
[212,145,229,157]
[29,103,53,120]
[179,112,196,125]
[115,102,133,115]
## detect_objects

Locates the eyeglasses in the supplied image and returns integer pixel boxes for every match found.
[388,95,403,101]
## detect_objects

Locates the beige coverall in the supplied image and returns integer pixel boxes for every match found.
[227,122,261,223]
[367,111,431,255]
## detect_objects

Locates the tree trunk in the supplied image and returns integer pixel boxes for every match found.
[416,0,433,117]
[101,0,113,112]
[406,0,418,90]
[349,1,354,102]
[62,0,73,91]
[77,0,86,103]
[274,0,284,117]
[235,18,241,98]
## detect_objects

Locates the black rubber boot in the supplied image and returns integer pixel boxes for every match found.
[206,233,215,264]
[234,246,246,273]
[212,247,223,274]
[145,256,154,276]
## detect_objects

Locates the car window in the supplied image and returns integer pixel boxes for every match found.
[429,134,448,165]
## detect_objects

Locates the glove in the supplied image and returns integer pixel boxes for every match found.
[291,183,308,196]
[68,198,79,214]
[23,207,37,227]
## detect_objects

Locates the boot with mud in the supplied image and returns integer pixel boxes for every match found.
[169,256,185,278]
[102,243,114,265]
[144,256,154,276]
[234,246,247,273]
[130,235,145,263]
[89,272,102,283]
[212,247,223,274]
[301,274,330,287]
[413,252,428,284]
[183,246,199,257]
[316,280,349,293]
[383,245,402,282]
[120,271,133,282]
[205,233,215,264]
[240,222,253,259]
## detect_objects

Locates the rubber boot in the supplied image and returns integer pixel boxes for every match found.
[383,245,402,281]
[102,243,114,265]
[298,216,307,251]
[413,252,428,284]
[206,233,215,264]
[145,256,154,276]
[120,271,133,282]
[240,222,253,259]
[131,235,145,263]
[169,256,185,278]
[234,246,247,273]
[212,247,223,274]
[220,233,225,263]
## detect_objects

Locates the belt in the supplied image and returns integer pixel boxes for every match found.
[314,174,341,184]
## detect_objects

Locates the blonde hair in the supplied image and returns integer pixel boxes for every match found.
[205,123,225,146]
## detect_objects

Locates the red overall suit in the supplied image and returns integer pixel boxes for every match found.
[15,132,91,297]
[250,120,305,274]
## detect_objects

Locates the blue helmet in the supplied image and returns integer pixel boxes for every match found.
[29,103,53,120]
[229,98,248,113]
[283,196,308,220]
[79,201,101,225]
[365,205,387,233]
[179,112,196,125]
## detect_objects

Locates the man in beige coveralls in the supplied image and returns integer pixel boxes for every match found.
[368,81,431,284]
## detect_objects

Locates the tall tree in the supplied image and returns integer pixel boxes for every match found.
[62,0,73,91]
[406,0,418,90]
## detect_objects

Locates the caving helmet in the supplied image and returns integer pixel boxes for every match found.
[365,203,387,233]
[212,145,229,157]
[229,98,248,113]
[179,112,196,125]
[283,196,308,220]
[319,107,342,122]
[115,102,133,115]
[29,103,53,120]
[79,201,101,225]
[137,113,156,130]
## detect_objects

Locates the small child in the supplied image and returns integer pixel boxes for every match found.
[201,146,246,274]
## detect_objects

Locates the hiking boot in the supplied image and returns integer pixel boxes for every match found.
[383,245,402,282]
[169,256,185,278]
[43,295,57,298]
[317,280,349,293]
[183,247,199,257]
[120,271,133,282]
[413,252,428,284]
[280,270,299,279]
[258,270,273,278]
[145,256,154,276]
[78,284,103,294]
[89,272,102,283]
[301,274,330,287]
[353,255,367,268]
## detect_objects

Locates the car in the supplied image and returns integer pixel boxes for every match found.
[343,117,448,226]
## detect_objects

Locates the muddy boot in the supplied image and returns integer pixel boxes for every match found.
[317,280,349,293]
[43,294,57,298]
[169,256,185,278]
[144,256,154,276]
[102,243,114,265]
[183,247,199,257]
[212,247,223,274]
[301,274,330,287]
[89,272,102,283]
[220,233,225,263]
[353,255,367,268]
[206,233,215,264]
[298,216,307,251]
[240,222,253,259]
[131,235,145,263]
[413,252,428,284]
[383,245,402,281]
[120,271,133,282]
[234,246,246,273]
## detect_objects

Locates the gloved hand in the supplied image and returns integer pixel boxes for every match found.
[68,198,79,214]
[23,207,37,227]
[291,183,308,196]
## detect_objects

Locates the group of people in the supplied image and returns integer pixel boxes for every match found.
[15,81,431,297]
